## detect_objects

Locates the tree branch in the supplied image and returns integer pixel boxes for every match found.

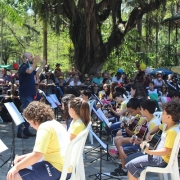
[110,0,123,24]
[105,0,167,57]
[63,0,77,20]
[5,22,25,49]
[124,0,167,34]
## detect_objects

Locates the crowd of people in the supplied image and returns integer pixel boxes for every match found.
[0,52,180,180]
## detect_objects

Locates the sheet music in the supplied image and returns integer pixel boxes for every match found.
[42,92,47,98]
[0,139,8,153]
[93,94,103,106]
[46,96,57,109]
[49,94,61,106]
[97,108,111,128]
[4,102,25,126]
[90,130,107,150]
[92,107,104,121]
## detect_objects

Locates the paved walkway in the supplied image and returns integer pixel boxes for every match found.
[0,122,170,180]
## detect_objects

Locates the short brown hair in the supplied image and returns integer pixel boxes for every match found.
[23,101,54,124]
[162,100,180,123]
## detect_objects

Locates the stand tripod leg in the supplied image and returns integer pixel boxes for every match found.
[85,145,101,155]
[0,156,12,168]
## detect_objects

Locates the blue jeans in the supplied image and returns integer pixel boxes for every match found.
[17,96,33,134]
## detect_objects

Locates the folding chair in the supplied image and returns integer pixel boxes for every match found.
[139,132,180,180]
[60,123,91,180]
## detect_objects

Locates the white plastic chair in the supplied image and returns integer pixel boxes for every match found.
[153,111,162,122]
[60,122,91,180]
[139,132,180,180]
[88,100,96,144]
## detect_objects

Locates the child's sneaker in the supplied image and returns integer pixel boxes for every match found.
[108,148,119,158]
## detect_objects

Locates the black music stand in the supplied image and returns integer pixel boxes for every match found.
[0,102,25,171]
[88,107,118,180]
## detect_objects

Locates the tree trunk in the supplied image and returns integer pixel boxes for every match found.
[61,0,167,74]
[43,20,47,61]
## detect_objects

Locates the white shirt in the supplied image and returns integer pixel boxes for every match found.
[112,76,123,83]
[69,81,81,86]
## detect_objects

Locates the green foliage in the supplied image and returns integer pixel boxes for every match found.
[0,0,24,25]
[1,0,180,74]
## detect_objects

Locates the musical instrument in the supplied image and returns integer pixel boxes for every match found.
[135,125,148,139]
[131,125,148,146]
[122,118,139,131]
[141,130,162,153]
[148,130,162,150]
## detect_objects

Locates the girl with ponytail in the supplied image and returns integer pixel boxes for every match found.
[68,97,91,140]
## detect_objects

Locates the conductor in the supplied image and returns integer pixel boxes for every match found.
[17,52,46,139]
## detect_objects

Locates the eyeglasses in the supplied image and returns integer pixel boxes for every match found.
[94,86,98,87]
[86,80,90,81]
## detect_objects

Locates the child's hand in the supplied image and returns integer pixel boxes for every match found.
[140,141,149,154]
[145,132,151,142]
[135,137,143,145]
[135,125,141,132]
[129,136,134,144]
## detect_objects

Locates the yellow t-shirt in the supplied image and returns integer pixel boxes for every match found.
[120,100,128,111]
[33,120,70,172]
[68,119,86,136]
[148,116,161,131]
[157,124,180,163]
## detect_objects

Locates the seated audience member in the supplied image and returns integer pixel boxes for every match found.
[153,72,165,91]
[61,94,76,130]
[159,85,168,97]
[33,83,45,102]
[126,100,180,180]
[40,71,55,95]
[110,99,161,177]
[0,68,11,94]
[7,101,71,180]
[68,97,91,141]
[92,71,103,86]
[99,84,110,100]
[147,81,161,111]
[109,82,118,99]
[81,77,91,88]
[91,83,99,96]
[131,83,147,99]
[69,74,81,86]
[112,72,123,83]
[58,76,65,92]
[39,65,55,83]
[147,82,160,100]
[102,78,110,85]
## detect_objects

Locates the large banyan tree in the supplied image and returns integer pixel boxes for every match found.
[31,0,169,74]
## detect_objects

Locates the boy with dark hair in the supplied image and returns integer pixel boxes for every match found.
[113,91,128,111]
[140,99,156,114]
[81,89,92,101]
[110,99,161,177]
[109,98,143,158]
[108,92,130,138]
[126,100,180,180]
